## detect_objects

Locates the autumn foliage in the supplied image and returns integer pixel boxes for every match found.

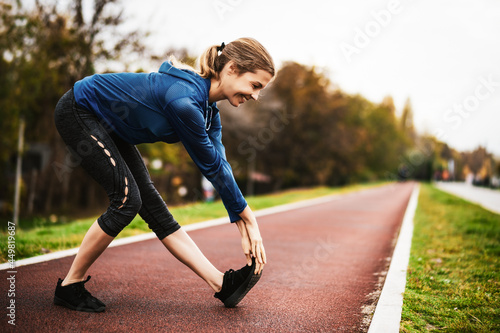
[0,1,496,221]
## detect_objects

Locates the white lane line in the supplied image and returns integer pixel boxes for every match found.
[368,183,420,333]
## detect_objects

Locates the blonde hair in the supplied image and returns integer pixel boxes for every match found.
[197,37,275,79]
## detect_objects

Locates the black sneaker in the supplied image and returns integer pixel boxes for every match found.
[54,276,106,313]
[214,258,262,308]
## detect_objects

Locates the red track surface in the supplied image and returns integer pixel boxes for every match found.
[2,182,414,332]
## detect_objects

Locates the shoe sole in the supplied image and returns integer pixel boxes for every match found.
[223,271,262,308]
[54,296,105,313]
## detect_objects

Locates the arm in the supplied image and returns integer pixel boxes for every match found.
[164,96,247,220]
[208,112,266,273]
[206,113,245,221]
[165,94,266,273]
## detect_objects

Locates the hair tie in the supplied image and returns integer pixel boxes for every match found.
[216,42,225,55]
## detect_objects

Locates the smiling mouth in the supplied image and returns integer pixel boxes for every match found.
[236,95,245,104]
[238,95,250,104]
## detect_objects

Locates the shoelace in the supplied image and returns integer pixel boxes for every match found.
[227,269,236,286]
[73,276,92,298]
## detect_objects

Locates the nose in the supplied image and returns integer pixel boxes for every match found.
[251,93,259,101]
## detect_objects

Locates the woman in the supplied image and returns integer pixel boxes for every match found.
[53,37,274,312]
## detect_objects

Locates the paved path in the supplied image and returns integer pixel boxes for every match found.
[1,182,415,332]
[435,181,500,214]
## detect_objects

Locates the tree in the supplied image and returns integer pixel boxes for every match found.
[220,62,409,191]
[461,146,494,185]
[400,97,416,143]
[1,0,146,219]
[360,96,408,179]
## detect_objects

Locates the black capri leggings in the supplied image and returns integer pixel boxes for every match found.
[54,88,181,239]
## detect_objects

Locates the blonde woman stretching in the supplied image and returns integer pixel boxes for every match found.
[53,38,274,312]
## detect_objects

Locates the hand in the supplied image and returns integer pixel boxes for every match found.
[245,222,266,273]
[238,226,253,265]
[236,207,267,274]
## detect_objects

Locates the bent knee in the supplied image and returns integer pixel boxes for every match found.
[98,194,142,237]
[124,194,142,216]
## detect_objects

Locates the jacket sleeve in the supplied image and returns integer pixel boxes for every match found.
[164,95,247,222]
[206,112,245,222]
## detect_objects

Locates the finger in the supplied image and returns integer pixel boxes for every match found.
[256,246,264,264]
[252,247,262,274]
[253,242,262,264]
[260,245,267,264]
[245,253,252,266]
[257,260,264,274]
[256,243,264,264]
[255,260,263,275]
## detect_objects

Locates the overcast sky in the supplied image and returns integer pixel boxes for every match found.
[94,0,500,156]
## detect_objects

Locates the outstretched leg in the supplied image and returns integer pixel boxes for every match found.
[160,227,260,308]
[161,228,224,292]
[82,106,259,307]
[110,134,225,292]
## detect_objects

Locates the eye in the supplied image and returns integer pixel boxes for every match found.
[251,82,263,90]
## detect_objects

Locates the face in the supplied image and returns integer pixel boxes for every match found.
[221,64,273,107]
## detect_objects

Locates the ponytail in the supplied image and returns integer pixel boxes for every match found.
[197,38,275,79]
[198,45,221,79]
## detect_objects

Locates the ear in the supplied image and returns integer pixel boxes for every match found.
[226,60,238,76]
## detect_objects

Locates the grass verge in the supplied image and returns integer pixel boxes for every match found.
[1,182,385,263]
[401,184,500,332]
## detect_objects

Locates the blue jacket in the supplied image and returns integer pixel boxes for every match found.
[73,61,247,222]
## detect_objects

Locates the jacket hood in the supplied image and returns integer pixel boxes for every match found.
[158,61,219,121]
[158,61,210,99]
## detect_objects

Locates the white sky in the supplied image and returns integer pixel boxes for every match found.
[88,0,500,156]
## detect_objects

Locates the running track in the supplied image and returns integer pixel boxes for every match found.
[2,182,415,332]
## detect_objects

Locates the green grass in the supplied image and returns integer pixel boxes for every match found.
[1,182,386,263]
[401,184,500,332]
